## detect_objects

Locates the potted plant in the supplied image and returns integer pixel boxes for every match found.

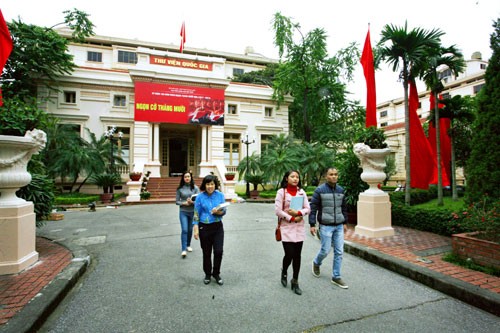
[354,126,390,193]
[90,173,122,203]
[245,173,265,198]
[224,172,235,181]
[129,171,142,181]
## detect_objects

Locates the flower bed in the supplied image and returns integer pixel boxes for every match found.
[452,232,500,270]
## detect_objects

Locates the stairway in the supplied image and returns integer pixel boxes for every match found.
[146,177,203,202]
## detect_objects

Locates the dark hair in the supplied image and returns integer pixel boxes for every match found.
[279,169,302,189]
[177,171,195,190]
[323,167,338,176]
[200,174,220,191]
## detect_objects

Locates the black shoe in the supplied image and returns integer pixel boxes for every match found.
[214,275,223,285]
[291,279,302,295]
[203,275,211,285]
[281,270,287,287]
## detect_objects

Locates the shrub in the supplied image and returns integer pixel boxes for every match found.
[16,174,55,226]
[451,198,500,242]
[391,202,458,236]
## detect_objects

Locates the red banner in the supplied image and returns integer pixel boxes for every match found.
[134,82,225,125]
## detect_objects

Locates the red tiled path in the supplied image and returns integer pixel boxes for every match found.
[345,225,500,293]
[0,237,72,326]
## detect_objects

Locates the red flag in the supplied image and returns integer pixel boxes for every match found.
[0,9,13,107]
[427,94,451,186]
[179,21,186,53]
[409,81,435,189]
[360,27,377,127]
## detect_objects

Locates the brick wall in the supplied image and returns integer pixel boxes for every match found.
[452,232,500,270]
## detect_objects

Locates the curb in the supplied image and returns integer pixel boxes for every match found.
[0,242,90,333]
[344,240,500,317]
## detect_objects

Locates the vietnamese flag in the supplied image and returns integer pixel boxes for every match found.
[360,27,377,128]
[409,80,435,189]
[0,9,13,107]
[179,21,186,53]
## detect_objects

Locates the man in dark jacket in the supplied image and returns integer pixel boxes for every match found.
[309,167,349,289]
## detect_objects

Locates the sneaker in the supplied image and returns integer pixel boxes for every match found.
[331,277,348,289]
[181,251,187,258]
[312,261,320,278]
[203,275,211,285]
[214,275,224,286]
[187,246,193,252]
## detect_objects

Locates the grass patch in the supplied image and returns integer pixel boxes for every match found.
[54,192,125,205]
[416,197,465,212]
[442,252,500,277]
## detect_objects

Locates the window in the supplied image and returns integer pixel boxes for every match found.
[233,68,244,76]
[264,107,273,117]
[224,134,240,166]
[380,122,388,127]
[113,95,127,107]
[118,50,138,64]
[473,84,484,94]
[380,110,388,117]
[441,93,450,100]
[227,104,238,115]
[261,134,273,152]
[64,91,76,104]
[59,123,81,135]
[87,51,102,62]
[107,126,130,166]
[480,63,486,70]
[417,102,421,109]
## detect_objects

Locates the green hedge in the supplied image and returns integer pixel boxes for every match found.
[391,202,463,236]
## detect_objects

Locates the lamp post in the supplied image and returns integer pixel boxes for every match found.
[241,133,255,198]
[104,126,123,196]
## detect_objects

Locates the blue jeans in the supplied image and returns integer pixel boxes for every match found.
[179,211,194,251]
[313,224,344,279]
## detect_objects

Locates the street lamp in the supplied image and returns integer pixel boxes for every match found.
[104,126,123,195]
[241,133,255,198]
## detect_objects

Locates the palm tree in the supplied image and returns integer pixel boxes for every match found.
[296,142,336,187]
[420,44,465,205]
[260,134,299,188]
[378,22,443,205]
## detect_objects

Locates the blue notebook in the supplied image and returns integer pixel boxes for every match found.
[290,196,304,210]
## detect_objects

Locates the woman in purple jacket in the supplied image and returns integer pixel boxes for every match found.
[275,170,310,295]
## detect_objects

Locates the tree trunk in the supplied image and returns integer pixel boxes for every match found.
[303,90,311,143]
[404,78,411,206]
[434,91,443,206]
[450,126,458,201]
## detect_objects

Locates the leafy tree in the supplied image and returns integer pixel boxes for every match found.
[2,9,94,100]
[232,63,278,86]
[466,18,500,205]
[271,12,358,143]
[420,44,465,205]
[378,22,443,205]
[236,152,262,181]
[433,95,475,200]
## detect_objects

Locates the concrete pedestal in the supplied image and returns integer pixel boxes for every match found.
[223,181,237,200]
[126,180,142,202]
[355,192,394,238]
[0,202,39,275]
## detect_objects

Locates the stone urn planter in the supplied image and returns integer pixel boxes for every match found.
[225,173,235,181]
[0,129,46,275]
[353,142,394,238]
[354,143,390,194]
[0,129,47,205]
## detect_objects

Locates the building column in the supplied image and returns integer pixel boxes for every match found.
[145,122,161,177]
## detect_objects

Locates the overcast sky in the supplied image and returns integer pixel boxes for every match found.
[2,0,499,104]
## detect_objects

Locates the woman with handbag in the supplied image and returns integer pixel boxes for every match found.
[175,171,200,258]
[274,170,310,295]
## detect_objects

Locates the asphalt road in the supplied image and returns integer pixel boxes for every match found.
[36,203,499,333]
